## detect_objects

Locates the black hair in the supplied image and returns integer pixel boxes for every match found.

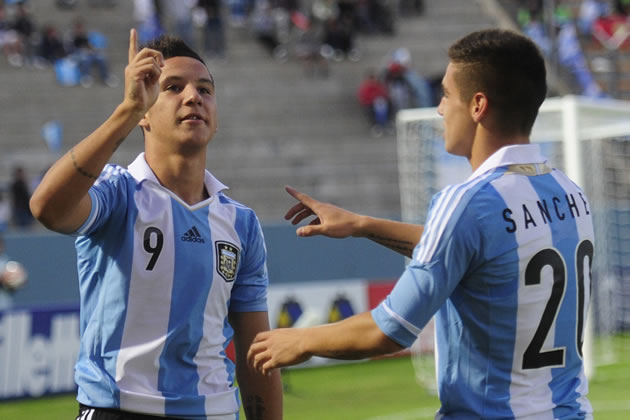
[448,29,547,137]
[141,35,207,68]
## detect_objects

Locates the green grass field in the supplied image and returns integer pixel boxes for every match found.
[2,336,629,420]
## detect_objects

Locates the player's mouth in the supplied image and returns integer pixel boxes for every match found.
[179,113,206,124]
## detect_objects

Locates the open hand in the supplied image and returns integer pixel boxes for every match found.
[247,329,311,375]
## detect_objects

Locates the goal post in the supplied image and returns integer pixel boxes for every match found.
[397,95,630,381]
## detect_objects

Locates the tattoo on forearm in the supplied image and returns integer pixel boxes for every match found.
[70,148,98,180]
[325,349,373,359]
[244,395,265,420]
[367,234,414,252]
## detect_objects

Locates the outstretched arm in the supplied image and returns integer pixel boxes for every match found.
[284,186,423,258]
[247,311,403,375]
[30,29,164,234]
[230,311,283,420]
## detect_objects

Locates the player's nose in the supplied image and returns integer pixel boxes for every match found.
[183,85,202,105]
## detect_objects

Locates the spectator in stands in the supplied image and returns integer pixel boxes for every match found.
[0,4,24,67]
[323,14,358,61]
[295,20,329,77]
[227,0,249,27]
[273,0,298,50]
[517,0,543,21]
[337,0,356,23]
[69,17,116,87]
[355,0,378,34]
[198,0,227,59]
[519,10,552,56]
[9,166,33,228]
[38,24,67,64]
[385,58,411,111]
[578,0,609,35]
[389,47,434,108]
[133,0,164,43]
[368,0,396,35]
[251,0,282,57]
[166,0,196,48]
[357,68,390,136]
[12,2,35,64]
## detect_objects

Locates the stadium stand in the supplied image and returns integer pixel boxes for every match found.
[0,0,496,223]
[501,0,630,100]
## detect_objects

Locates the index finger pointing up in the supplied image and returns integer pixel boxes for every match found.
[128,28,137,64]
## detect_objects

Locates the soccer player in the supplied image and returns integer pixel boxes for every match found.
[248,29,594,419]
[30,30,282,420]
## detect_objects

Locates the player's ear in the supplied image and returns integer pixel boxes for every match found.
[138,114,150,131]
[470,92,488,123]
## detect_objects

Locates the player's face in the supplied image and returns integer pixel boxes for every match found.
[141,56,217,150]
[437,63,476,158]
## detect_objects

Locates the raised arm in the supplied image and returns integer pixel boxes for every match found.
[247,311,403,376]
[230,311,283,420]
[284,186,423,258]
[29,29,164,234]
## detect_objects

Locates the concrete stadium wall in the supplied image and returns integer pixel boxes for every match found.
[3,225,405,308]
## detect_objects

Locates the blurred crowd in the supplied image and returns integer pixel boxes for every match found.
[513,0,626,98]
[131,0,406,73]
[0,0,433,226]
[0,0,117,87]
[357,47,439,136]
[517,0,630,44]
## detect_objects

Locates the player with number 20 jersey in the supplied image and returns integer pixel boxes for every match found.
[372,144,594,419]
[247,29,595,420]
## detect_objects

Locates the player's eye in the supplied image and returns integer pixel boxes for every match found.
[166,85,182,92]
[199,87,212,95]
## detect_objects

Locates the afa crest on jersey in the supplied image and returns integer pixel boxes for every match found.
[215,241,240,282]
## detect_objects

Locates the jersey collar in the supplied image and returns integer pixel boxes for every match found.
[467,144,547,181]
[127,153,229,197]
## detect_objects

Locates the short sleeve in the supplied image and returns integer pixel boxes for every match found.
[229,209,269,312]
[75,165,128,236]
[372,193,482,348]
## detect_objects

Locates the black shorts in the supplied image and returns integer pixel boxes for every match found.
[76,404,183,420]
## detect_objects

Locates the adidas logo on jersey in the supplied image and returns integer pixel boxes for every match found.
[181,226,205,243]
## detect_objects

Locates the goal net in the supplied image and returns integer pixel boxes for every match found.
[397,95,630,384]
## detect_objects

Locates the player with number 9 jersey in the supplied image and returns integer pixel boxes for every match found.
[73,154,269,418]
[30,30,282,419]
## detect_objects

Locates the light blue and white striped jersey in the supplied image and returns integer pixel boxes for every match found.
[73,154,269,420]
[372,144,594,419]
